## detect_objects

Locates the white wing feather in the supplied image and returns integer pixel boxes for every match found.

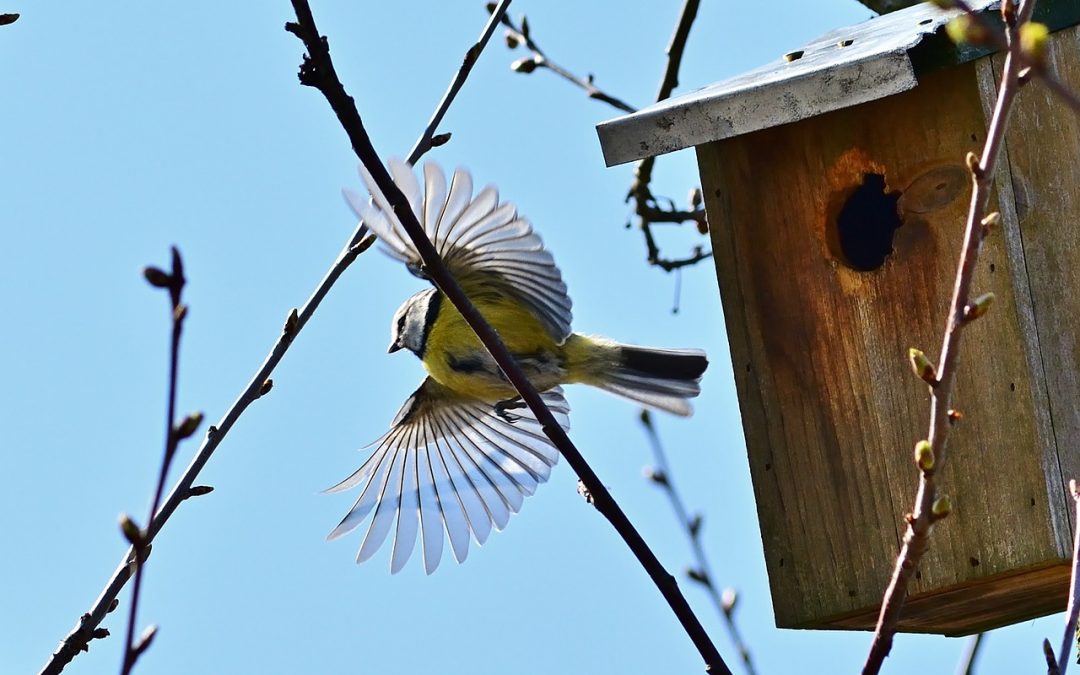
[327,378,571,574]
[343,159,573,342]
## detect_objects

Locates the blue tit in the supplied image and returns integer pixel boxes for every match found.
[328,159,708,574]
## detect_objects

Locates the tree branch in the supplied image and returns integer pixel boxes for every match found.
[497,1,710,274]
[118,248,200,675]
[287,3,729,673]
[954,632,985,675]
[862,2,1038,672]
[36,3,509,672]
[640,410,757,675]
[1050,481,1080,675]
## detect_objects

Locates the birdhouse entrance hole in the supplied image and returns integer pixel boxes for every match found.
[833,172,902,271]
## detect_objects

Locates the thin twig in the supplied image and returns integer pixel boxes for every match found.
[639,410,757,675]
[119,249,198,674]
[627,0,711,274]
[494,7,636,113]
[955,632,985,675]
[951,0,1080,116]
[1047,638,1064,675]
[37,4,508,672]
[862,2,1037,673]
[497,2,710,273]
[1052,481,1080,675]
[287,4,730,673]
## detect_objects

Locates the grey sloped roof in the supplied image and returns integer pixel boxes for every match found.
[595,0,997,167]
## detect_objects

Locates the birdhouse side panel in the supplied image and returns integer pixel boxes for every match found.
[986,24,1080,525]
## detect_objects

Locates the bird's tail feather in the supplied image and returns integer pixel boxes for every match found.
[593,345,708,417]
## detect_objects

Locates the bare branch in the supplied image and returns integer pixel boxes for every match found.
[1051,481,1080,675]
[37,2,507,671]
[497,1,710,273]
[862,2,1039,672]
[497,8,636,114]
[640,410,757,675]
[120,248,199,675]
[287,3,730,672]
[954,632,985,675]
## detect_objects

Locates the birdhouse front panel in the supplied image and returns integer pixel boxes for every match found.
[696,58,1071,634]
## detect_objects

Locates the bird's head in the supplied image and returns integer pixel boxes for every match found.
[388,288,441,357]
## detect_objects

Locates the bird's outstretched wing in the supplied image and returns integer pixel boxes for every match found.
[344,159,573,342]
[326,377,570,574]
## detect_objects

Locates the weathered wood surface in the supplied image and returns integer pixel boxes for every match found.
[988,24,1080,543]
[697,55,1075,632]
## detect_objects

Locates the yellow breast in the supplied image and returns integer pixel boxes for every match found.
[422,290,562,401]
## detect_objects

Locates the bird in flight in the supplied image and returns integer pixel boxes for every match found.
[329,159,708,573]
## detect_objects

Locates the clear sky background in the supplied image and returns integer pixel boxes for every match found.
[1,2,1068,674]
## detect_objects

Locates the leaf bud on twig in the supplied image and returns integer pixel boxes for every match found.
[721,588,738,613]
[1019,22,1050,67]
[931,495,952,519]
[914,440,935,472]
[143,266,172,289]
[946,15,992,46]
[688,187,702,210]
[948,409,963,425]
[686,567,711,586]
[981,211,1000,238]
[643,466,669,486]
[504,30,519,49]
[119,514,143,547]
[966,151,983,176]
[963,292,995,321]
[576,479,594,505]
[259,378,274,398]
[175,411,204,440]
[908,348,938,386]
[430,132,452,148]
[511,57,539,74]
[283,308,299,336]
[688,513,703,538]
[108,598,120,613]
[133,624,158,657]
[0,13,19,26]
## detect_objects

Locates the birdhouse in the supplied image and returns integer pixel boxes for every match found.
[597,1,1080,635]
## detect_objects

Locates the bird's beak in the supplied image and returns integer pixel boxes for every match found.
[387,340,402,354]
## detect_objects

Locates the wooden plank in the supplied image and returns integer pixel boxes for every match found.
[697,60,1065,631]
[987,24,1080,545]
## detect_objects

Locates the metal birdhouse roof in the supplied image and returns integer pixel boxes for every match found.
[596,0,1013,167]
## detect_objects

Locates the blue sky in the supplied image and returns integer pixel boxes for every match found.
[0,2,1067,674]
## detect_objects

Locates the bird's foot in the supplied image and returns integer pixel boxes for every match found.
[494,397,526,423]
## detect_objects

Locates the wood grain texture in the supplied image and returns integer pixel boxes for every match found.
[988,24,1080,543]
[697,58,1071,632]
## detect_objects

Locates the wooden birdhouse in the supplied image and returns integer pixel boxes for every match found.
[597,1,1080,635]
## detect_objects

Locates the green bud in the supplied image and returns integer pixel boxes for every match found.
[964,292,995,321]
[175,411,204,440]
[119,514,143,546]
[914,440,935,472]
[1019,22,1050,65]
[932,495,952,518]
[908,348,938,386]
